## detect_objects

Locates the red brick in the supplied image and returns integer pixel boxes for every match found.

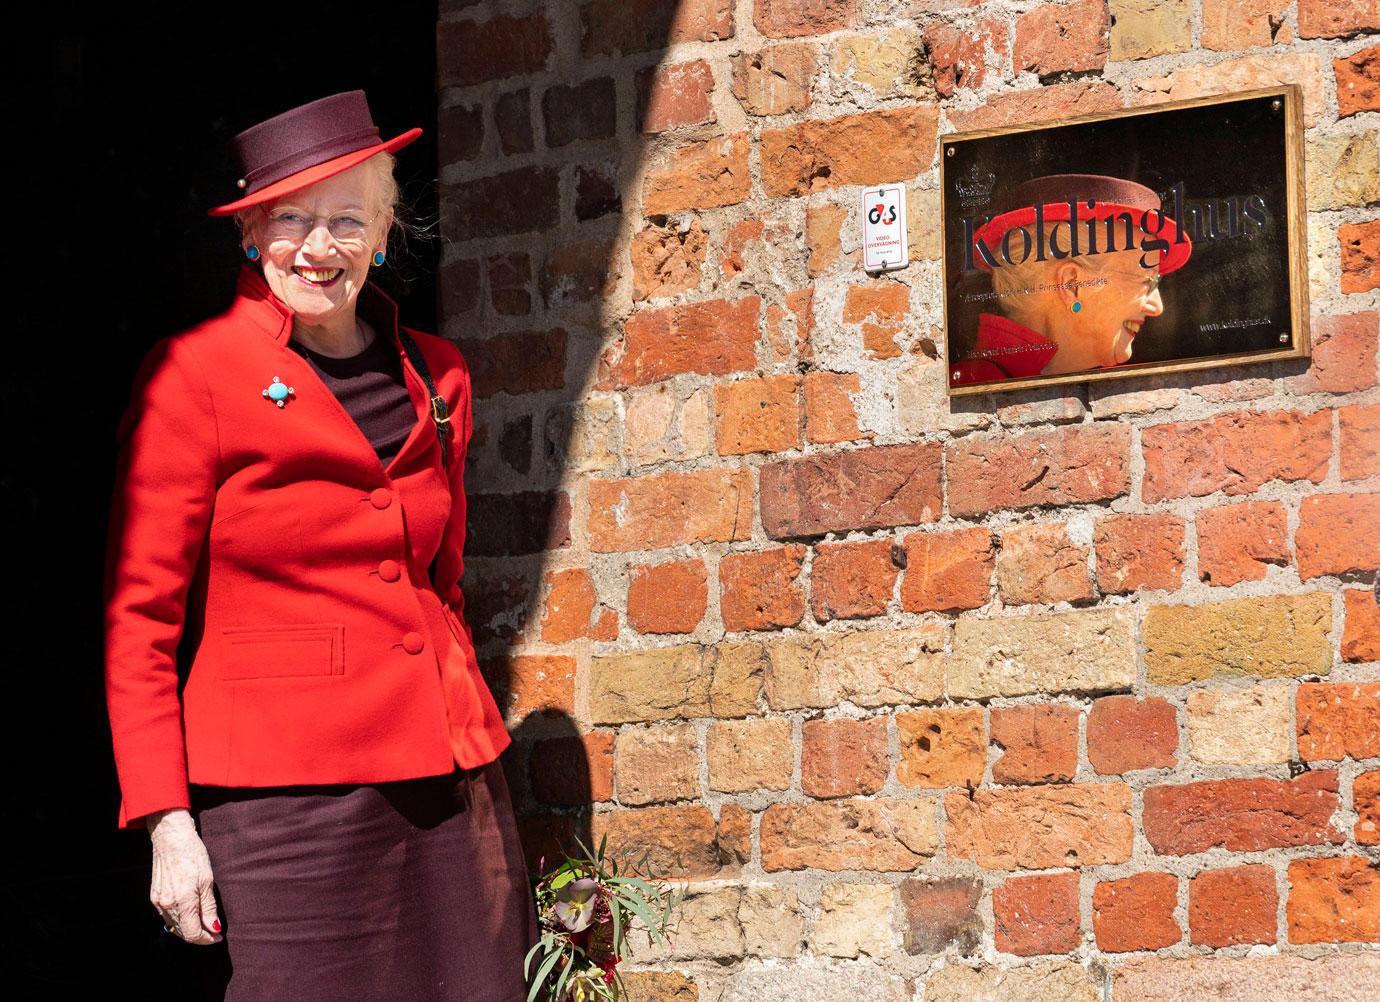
[443,165,561,240]
[761,798,938,871]
[1088,696,1178,775]
[769,288,815,363]
[1340,403,1380,480]
[945,783,1134,869]
[1340,218,1380,294]
[948,81,1123,132]
[468,490,571,556]
[1287,311,1378,393]
[1189,865,1278,947]
[1287,856,1380,944]
[1336,44,1380,118]
[900,876,983,955]
[1196,501,1290,587]
[439,102,483,165]
[458,329,565,399]
[997,523,1094,606]
[923,17,1004,98]
[530,731,615,806]
[542,236,618,309]
[801,716,889,798]
[588,467,755,552]
[947,424,1131,517]
[731,43,815,116]
[761,107,939,197]
[630,217,707,302]
[598,296,759,389]
[1093,873,1180,952]
[897,707,986,790]
[1297,683,1380,761]
[638,59,716,134]
[590,804,732,880]
[803,371,867,444]
[994,871,1081,956]
[1141,409,1331,503]
[437,13,552,87]
[1298,0,1380,39]
[1094,513,1186,594]
[714,374,802,455]
[541,567,616,643]
[1142,772,1344,854]
[811,538,898,621]
[492,653,576,723]
[441,258,480,316]
[991,705,1080,785]
[1014,0,1109,76]
[1296,492,1380,579]
[1355,770,1380,844]
[493,89,532,156]
[761,443,942,538]
[542,78,616,147]
[720,545,808,632]
[627,559,708,635]
[754,0,858,38]
[581,0,734,57]
[899,527,995,613]
[642,133,752,215]
[1342,590,1380,662]
[486,252,530,316]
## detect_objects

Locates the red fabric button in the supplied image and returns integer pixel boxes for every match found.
[377,559,400,582]
[402,631,425,655]
[370,488,392,509]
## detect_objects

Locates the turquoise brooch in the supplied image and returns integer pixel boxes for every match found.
[262,376,295,408]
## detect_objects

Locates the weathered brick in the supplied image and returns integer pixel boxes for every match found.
[923,19,1003,98]
[1094,513,1186,593]
[896,707,985,790]
[588,467,754,552]
[575,163,620,221]
[1186,685,1291,764]
[831,28,932,101]
[1112,954,1380,1001]
[1340,403,1380,480]
[643,134,752,215]
[468,490,571,556]
[1143,772,1344,854]
[542,77,616,147]
[1196,501,1290,587]
[810,882,895,959]
[441,258,480,316]
[1141,409,1330,503]
[1297,682,1380,761]
[443,166,562,242]
[719,802,752,866]
[615,723,700,804]
[1340,218,1380,294]
[754,0,857,38]
[1305,134,1380,213]
[997,523,1094,606]
[766,624,945,710]
[460,328,566,399]
[739,883,804,958]
[1336,44,1380,118]
[1189,864,1278,947]
[947,424,1131,517]
[1356,770,1380,844]
[760,107,939,197]
[1342,589,1380,662]
[628,558,708,635]
[811,538,897,621]
[541,567,616,643]
[715,375,802,455]
[761,798,939,871]
[628,885,745,963]
[950,607,1136,699]
[623,383,711,466]
[493,89,533,156]
[529,731,614,806]
[707,718,793,792]
[929,961,1101,1001]
[945,783,1134,869]
[1111,0,1192,60]
[581,0,733,57]
[801,716,889,798]
[1287,856,1380,944]
[1014,0,1109,76]
[900,876,983,956]
[1296,492,1380,579]
[542,234,617,306]
[899,527,995,613]
[768,288,816,362]
[1143,593,1333,684]
[803,371,866,445]
[438,101,483,165]
[437,13,552,87]
[761,443,942,539]
[590,804,729,880]
[993,871,1081,956]
[638,59,716,134]
[590,641,764,724]
[844,281,909,360]
[1202,0,1290,50]
[631,217,707,301]
[1094,873,1181,952]
[806,202,847,276]
[720,545,807,632]
[1131,52,1330,128]
[486,252,530,317]
[948,81,1123,132]
[1298,0,1380,39]
[731,43,815,116]
[1088,695,1179,774]
[600,296,759,388]
[1288,311,1378,392]
[991,704,1080,785]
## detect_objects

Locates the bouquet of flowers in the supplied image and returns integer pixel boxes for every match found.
[524,831,686,1002]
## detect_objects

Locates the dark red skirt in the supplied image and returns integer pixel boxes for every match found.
[189,758,540,1002]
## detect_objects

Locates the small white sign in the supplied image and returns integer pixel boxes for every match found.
[862,184,908,273]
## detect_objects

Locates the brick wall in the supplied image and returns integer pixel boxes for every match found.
[436,1,1380,997]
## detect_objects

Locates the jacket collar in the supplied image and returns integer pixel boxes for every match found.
[233,263,401,349]
[973,312,1060,378]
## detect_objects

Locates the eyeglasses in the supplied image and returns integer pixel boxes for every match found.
[1101,267,1162,296]
[264,206,382,244]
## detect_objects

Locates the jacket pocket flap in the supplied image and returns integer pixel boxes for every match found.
[219,624,345,681]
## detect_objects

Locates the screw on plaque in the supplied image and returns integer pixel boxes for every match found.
[262,376,295,408]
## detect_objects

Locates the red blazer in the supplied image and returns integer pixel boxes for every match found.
[104,264,511,830]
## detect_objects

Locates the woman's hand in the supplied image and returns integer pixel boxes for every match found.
[147,808,224,945]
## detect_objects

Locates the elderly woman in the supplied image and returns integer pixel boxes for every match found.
[103,91,538,1000]
[951,173,1193,385]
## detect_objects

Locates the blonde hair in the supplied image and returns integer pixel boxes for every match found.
[988,223,1112,326]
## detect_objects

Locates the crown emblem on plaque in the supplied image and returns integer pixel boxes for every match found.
[955,163,996,207]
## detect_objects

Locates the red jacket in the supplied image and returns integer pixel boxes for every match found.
[949,312,1059,386]
[104,264,511,830]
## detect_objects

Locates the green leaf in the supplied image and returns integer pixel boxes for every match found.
[528,945,563,1002]
[618,888,672,947]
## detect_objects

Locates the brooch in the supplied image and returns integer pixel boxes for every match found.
[262,376,295,408]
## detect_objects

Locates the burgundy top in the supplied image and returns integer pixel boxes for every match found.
[288,287,415,468]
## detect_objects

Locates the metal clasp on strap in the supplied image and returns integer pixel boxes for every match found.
[430,395,452,425]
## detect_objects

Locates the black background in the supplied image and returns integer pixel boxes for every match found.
[3,4,439,994]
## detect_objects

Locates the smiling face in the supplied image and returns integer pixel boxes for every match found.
[1072,248,1165,368]
[240,158,394,329]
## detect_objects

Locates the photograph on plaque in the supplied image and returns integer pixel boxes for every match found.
[940,85,1310,396]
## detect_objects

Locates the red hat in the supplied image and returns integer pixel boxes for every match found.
[971,173,1192,275]
[207,90,421,217]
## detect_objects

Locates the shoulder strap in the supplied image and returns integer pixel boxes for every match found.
[397,328,454,472]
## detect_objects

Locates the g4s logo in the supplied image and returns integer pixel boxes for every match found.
[868,203,897,226]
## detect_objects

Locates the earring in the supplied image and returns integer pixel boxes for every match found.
[245,245,260,261]
[372,250,386,266]
[1070,299,1082,313]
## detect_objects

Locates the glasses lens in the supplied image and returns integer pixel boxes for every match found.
[265,211,371,243]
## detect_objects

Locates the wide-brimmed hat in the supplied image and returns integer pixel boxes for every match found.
[207,90,421,217]
[971,173,1192,275]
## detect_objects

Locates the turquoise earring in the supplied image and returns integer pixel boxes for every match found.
[245,245,260,261]
[372,250,386,266]
[1071,299,1082,313]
